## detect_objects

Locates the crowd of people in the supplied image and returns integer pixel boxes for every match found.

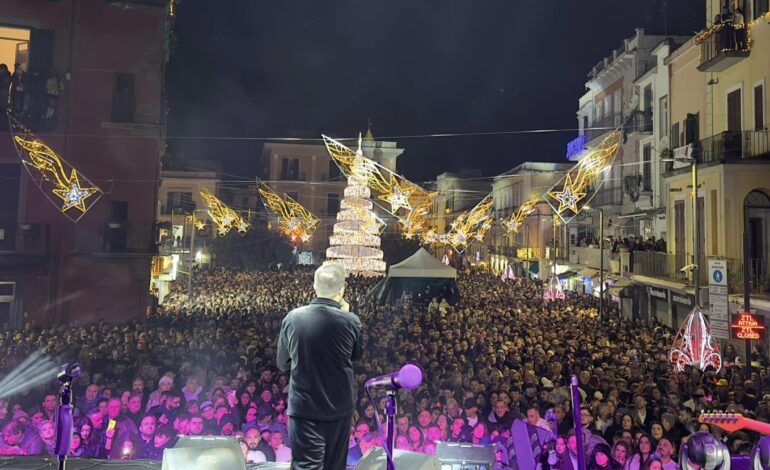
[0,62,61,128]
[0,265,768,469]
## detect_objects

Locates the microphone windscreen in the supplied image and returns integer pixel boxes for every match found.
[398,364,423,390]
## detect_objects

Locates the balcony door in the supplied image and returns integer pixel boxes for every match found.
[727,88,742,132]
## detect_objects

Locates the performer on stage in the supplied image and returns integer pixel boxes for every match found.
[277,263,363,470]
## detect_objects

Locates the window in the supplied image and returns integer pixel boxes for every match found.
[280,158,300,180]
[582,115,589,133]
[106,201,128,252]
[328,159,341,180]
[109,201,128,222]
[671,122,680,148]
[0,163,20,252]
[327,193,340,215]
[642,144,652,191]
[285,192,299,202]
[727,88,742,132]
[755,84,765,130]
[241,196,250,209]
[684,113,699,145]
[659,96,668,137]
[643,85,653,113]
[674,200,685,255]
[604,96,611,120]
[165,191,194,214]
[613,90,622,122]
[595,100,603,121]
[111,73,135,123]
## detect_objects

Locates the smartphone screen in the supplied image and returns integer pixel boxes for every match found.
[108,419,117,430]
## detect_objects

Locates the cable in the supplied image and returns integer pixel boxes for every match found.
[26,126,613,142]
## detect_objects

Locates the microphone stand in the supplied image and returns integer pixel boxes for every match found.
[55,364,80,470]
[385,390,397,470]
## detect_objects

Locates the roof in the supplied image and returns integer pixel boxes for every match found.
[388,248,457,279]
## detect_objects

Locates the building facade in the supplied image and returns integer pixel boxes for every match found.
[488,162,571,278]
[568,29,689,240]
[0,0,170,326]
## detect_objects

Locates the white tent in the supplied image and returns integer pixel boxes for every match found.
[371,248,458,304]
[388,248,457,279]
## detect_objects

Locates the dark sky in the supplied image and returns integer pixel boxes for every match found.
[166,0,703,182]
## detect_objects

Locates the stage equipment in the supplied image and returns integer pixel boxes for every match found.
[680,432,731,470]
[354,447,439,470]
[162,436,246,470]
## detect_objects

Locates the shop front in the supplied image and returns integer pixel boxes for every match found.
[648,286,671,327]
[671,291,695,328]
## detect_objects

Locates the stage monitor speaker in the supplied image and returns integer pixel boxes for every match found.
[162,435,246,470]
[354,447,439,469]
[436,442,495,470]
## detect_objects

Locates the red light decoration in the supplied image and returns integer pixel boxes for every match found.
[669,306,722,372]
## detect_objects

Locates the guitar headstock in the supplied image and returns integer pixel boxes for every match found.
[698,412,745,433]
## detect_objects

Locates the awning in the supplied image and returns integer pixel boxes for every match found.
[579,267,598,277]
[607,279,634,297]
[558,270,579,279]
[616,207,666,219]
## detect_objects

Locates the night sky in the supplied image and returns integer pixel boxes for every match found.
[166,0,704,182]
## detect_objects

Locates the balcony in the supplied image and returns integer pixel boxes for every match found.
[0,87,61,133]
[629,112,653,134]
[0,223,51,267]
[591,187,624,207]
[697,26,750,72]
[585,113,623,142]
[731,258,770,295]
[667,131,770,173]
[633,251,688,282]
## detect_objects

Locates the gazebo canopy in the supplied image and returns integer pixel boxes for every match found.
[388,248,457,279]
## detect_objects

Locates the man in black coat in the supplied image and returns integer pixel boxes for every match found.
[277,263,363,470]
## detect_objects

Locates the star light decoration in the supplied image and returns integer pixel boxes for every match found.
[545,131,621,223]
[200,189,251,237]
[442,194,494,252]
[10,118,103,222]
[670,306,722,373]
[501,195,539,235]
[257,181,320,244]
[323,134,435,242]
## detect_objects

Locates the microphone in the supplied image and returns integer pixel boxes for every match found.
[365,364,423,390]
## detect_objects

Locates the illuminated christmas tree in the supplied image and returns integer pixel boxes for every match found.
[325,137,386,276]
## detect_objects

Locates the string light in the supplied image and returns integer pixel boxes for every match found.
[10,118,102,222]
[325,147,386,276]
[323,134,435,241]
[439,194,494,252]
[546,131,620,223]
[258,181,320,244]
[200,189,251,236]
[501,195,538,235]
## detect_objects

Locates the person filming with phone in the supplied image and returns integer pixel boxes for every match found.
[277,263,363,470]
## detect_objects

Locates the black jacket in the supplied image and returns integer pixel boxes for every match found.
[277,298,363,420]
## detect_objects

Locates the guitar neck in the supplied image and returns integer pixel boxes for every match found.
[737,418,770,435]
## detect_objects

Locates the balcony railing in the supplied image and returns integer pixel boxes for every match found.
[586,113,623,142]
[731,258,770,294]
[692,130,770,165]
[697,25,750,72]
[630,112,653,134]
[633,251,689,282]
